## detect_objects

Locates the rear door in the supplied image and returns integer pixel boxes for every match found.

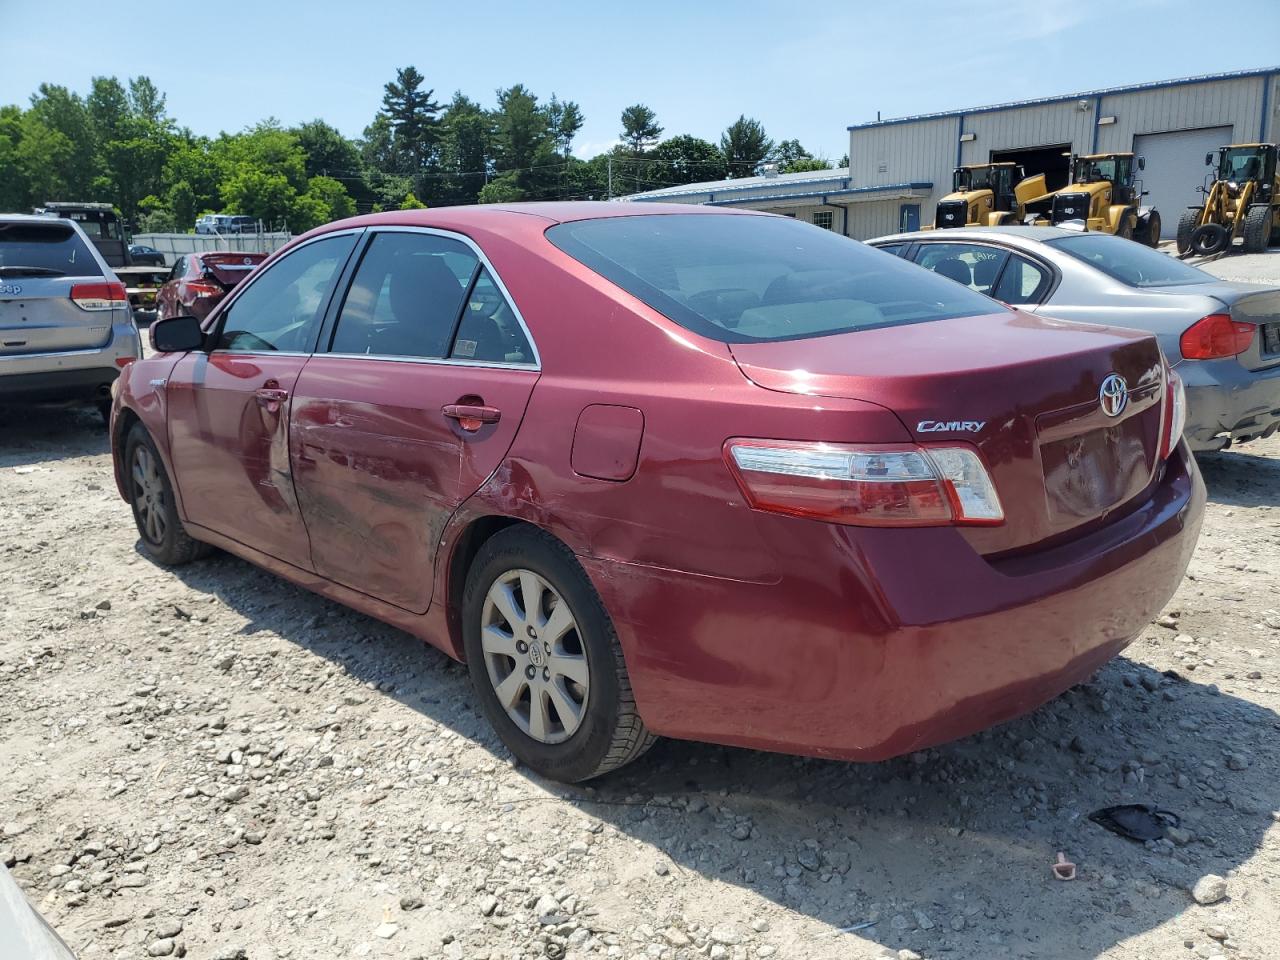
[290,228,540,613]
[166,231,360,568]
[0,219,121,355]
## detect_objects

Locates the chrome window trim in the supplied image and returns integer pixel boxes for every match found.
[321,352,540,371]
[330,224,543,371]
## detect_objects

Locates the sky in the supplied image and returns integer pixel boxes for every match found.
[2,0,1278,165]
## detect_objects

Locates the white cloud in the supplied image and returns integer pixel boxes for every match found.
[573,138,622,160]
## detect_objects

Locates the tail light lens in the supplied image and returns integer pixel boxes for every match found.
[187,280,223,298]
[724,439,1004,527]
[1179,313,1255,359]
[1160,368,1186,460]
[70,281,127,311]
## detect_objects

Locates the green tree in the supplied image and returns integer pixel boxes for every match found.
[436,93,493,204]
[477,174,523,204]
[128,77,167,124]
[720,115,773,178]
[620,103,662,154]
[302,175,356,223]
[15,112,76,204]
[648,135,726,187]
[380,66,441,177]
[0,105,29,211]
[399,192,427,209]
[492,85,560,198]
[545,95,584,157]
[27,84,96,198]
[87,77,130,145]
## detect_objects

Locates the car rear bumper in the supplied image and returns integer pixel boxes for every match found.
[1178,357,1280,450]
[583,444,1203,761]
[0,320,141,403]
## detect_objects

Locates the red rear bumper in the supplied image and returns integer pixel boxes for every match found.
[581,444,1204,761]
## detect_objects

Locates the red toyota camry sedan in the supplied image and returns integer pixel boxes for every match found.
[110,203,1204,782]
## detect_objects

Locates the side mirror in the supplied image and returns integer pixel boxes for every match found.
[1205,152,1213,166]
[1137,156,1146,171]
[150,314,205,353]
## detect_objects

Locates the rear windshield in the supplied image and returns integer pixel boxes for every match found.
[1047,233,1209,287]
[0,221,98,276]
[546,214,997,343]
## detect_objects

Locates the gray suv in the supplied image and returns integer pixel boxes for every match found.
[0,214,142,421]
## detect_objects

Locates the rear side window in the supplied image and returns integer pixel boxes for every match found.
[330,232,478,359]
[0,221,98,276]
[546,214,996,343]
[216,234,356,352]
[993,254,1052,304]
[1048,233,1209,287]
[451,268,535,364]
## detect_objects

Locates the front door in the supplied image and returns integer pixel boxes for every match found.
[166,232,358,568]
[290,229,540,613]
[899,204,921,232]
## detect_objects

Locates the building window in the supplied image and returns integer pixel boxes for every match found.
[813,210,834,230]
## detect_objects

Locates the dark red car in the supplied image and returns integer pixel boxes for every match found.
[155,251,267,322]
[110,204,1204,782]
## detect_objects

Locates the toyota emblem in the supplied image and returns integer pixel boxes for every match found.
[1099,374,1128,417]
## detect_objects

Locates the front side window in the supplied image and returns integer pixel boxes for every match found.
[330,231,477,359]
[547,214,997,344]
[215,234,355,352]
[915,242,1009,296]
[1048,233,1210,288]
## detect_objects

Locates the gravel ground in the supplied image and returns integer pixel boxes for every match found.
[2,254,1278,960]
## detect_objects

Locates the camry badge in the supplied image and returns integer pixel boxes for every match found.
[1099,374,1128,417]
[917,420,986,433]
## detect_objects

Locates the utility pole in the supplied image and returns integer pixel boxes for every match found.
[607,157,613,200]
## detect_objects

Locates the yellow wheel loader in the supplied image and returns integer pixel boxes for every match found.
[1024,153,1162,247]
[1176,143,1279,257]
[927,163,1048,229]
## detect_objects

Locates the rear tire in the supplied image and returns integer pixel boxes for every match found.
[1176,210,1199,255]
[1115,217,1134,241]
[1242,204,1274,254]
[124,422,211,566]
[1190,223,1230,257]
[462,526,655,782]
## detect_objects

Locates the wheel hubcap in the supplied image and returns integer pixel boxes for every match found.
[481,569,588,744]
[131,446,167,544]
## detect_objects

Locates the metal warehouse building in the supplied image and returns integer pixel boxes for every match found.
[625,67,1278,241]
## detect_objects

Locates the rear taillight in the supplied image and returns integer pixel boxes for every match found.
[1179,313,1255,359]
[1160,368,1187,460]
[188,280,223,298]
[724,439,1004,527]
[70,281,127,311]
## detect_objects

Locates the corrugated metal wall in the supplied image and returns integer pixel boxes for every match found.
[847,72,1278,237]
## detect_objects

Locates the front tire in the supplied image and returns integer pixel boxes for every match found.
[124,422,211,566]
[463,526,655,782]
[1137,210,1162,248]
[1242,204,1274,254]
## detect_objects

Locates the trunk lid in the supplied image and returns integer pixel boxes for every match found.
[200,253,265,289]
[1219,285,1280,372]
[729,310,1167,554]
[0,275,116,354]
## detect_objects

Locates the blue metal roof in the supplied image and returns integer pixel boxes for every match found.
[704,182,933,206]
[848,66,1279,130]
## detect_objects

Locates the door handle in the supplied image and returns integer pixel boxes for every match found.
[255,385,289,413]
[443,403,501,431]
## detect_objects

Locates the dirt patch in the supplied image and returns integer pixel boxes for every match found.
[1,404,1277,960]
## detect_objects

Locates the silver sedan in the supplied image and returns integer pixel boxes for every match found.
[868,225,1280,452]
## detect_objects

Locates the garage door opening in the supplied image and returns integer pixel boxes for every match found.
[990,144,1072,192]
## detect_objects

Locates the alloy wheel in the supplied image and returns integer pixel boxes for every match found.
[131,445,168,544]
[480,568,589,744]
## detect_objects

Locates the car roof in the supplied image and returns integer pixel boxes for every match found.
[316,200,761,233]
[870,225,1082,247]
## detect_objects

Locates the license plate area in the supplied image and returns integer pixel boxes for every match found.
[1262,322,1280,357]
[1040,425,1151,524]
